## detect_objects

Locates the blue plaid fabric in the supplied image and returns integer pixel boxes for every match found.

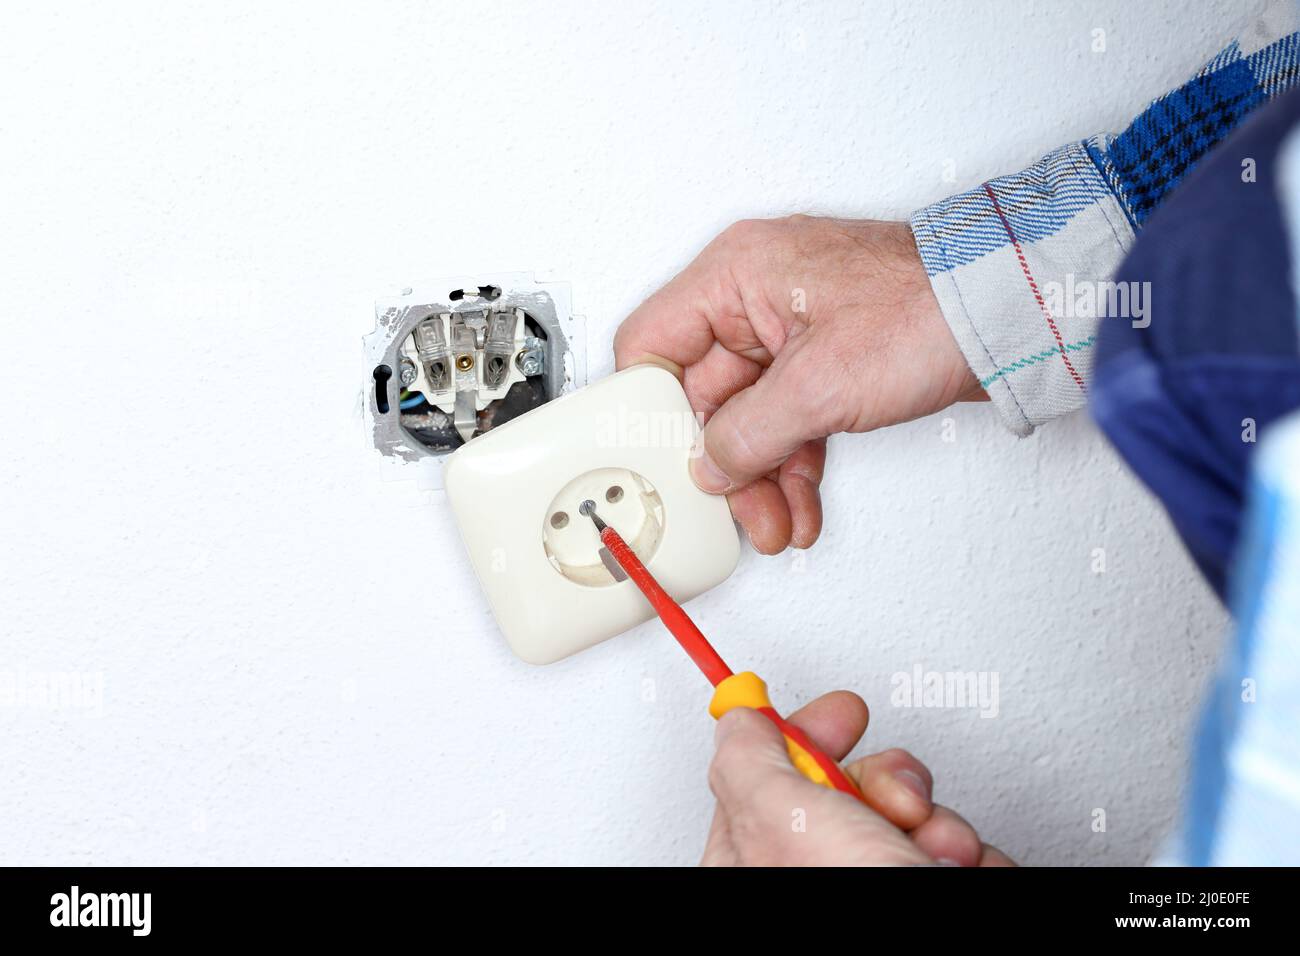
[1088,33,1300,227]
[909,143,1114,274]
[909,1,1300,435]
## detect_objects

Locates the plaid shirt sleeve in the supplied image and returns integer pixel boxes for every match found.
[909,0,1300,435]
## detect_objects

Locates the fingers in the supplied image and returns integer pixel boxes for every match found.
[842,747,1009,863]
[723,479,792,555]
[844,748,935,832]
[783,690,869,762]
[613,273,714,376]
[706,688,1009,867]
[978,843,1017,867]
[714,710,935,840]
[689,343,824,494]
[708,707,802,810]
[909,805,984,867]
[613,237,770,375]
[682,340,763,420]
[716,441,825,553]
[708,704,870,867]
[616,222,829,550]
[709,708,937,866]
[777,439,826,549]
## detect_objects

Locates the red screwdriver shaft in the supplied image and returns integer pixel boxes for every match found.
[594,517,733,686]
[581,499,867,804]
[579,502,733,686]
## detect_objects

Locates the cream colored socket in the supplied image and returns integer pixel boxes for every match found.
[542,467,665,587]
[444,364,740,663]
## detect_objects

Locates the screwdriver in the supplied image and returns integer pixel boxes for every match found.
[578,499,867,803]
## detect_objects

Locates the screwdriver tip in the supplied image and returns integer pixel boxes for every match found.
[579,499,607,530]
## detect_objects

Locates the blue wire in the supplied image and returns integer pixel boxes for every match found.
[400,392,427,411]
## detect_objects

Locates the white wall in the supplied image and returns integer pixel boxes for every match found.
[0,0,1239,865]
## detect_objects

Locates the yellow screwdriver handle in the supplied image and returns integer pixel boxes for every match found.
[709,672,866,801]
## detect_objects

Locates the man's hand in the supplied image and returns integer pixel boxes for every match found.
[615,216,983,553]
[702,691,1014,866]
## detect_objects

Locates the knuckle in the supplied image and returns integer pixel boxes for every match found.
[611,320,632,355]
[718,217,773,251]
[881,746,918,765]
[880,747,932,782]
[780,212,816,229]
[783,448,825,485]
[780,460,821,489]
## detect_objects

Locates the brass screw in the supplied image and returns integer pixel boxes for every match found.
[455,354,474,372]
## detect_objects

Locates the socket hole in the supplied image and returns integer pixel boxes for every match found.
[605,485,624,503]
[373,364,393,414]
[550,511,569,529]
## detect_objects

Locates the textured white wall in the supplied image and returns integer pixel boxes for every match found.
[0,0,1240,865]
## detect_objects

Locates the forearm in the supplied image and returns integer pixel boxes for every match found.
[910,0,1300,435]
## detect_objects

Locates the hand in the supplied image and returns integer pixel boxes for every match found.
[702,691,1014,866]
[615,216,983,553]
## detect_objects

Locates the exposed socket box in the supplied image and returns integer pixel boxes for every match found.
[363,274,587,487]
[445,365,741,663]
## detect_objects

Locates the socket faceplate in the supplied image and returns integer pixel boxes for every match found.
[444,365,740,664]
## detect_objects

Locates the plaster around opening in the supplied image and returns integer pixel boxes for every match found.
[542,467,665,587]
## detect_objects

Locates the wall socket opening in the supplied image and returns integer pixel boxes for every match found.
[364,275,586,466]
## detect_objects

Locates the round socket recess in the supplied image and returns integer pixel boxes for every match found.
[542,467,664,586]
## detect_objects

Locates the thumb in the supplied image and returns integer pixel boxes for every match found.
[689,344,826,493]
[708,707,802,810]
[708,708,829,865]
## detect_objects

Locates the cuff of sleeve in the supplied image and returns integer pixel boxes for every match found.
[908,140,1135,436]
